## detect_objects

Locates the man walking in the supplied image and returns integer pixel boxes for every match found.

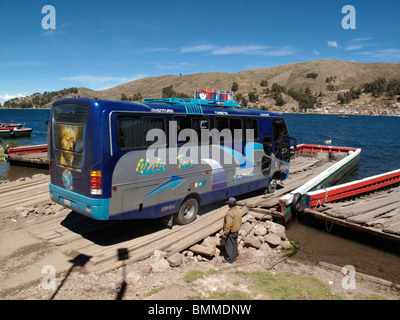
[222,197,242,263]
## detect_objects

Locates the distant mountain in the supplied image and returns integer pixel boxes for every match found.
[4,59,400,110]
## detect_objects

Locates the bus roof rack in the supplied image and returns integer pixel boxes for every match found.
[142,97,242,108]
[142,89,242,108]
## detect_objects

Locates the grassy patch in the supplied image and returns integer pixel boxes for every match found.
[144,286,165,297]
[282,241,299,257]
[183,269,221,283]
[206,268,221,275]
[184,270,206,283]
[237,271,342,300]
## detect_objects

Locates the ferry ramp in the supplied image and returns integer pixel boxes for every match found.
[15,154,337,273]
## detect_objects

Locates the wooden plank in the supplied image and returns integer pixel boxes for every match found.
[0,181,49,198]
[383,221,400,236]
[346,202,400,224]
[86,205,248,265]
[164,207,248,258]
[327,192,400,218]
[380,214,400,229]
[364,208,400,227]
[0,194,51,212]
[305,209,400,242]
[289,158,320,174]
[0,179,49,195]
[248,210,272,220]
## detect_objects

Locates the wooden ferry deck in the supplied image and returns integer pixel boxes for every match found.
[0,153,337,271]
[305,185,400,242]
[1,146,398,272]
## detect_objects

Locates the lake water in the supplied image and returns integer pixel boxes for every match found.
[1,108,399,282]
[0,109,50,180]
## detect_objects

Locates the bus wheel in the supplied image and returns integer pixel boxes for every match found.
[175,197,198,225]
[267,178,277,193]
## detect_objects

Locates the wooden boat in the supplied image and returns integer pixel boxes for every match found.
[4,144,48,168]
[0,123,33,138]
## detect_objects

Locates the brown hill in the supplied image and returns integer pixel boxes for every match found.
[4,59,400,109]
[91,59,400,99]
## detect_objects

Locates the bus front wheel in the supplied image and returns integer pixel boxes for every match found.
[175,197,198,225]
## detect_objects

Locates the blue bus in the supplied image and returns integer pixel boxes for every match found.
[49,91,294,224]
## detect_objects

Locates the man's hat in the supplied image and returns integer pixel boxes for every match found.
[226,197,236,206]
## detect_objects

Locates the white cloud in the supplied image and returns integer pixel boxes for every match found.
[357,48,400,59]
[180,44,218,53]
[60,74,147,90]
[352,37,371,42]
[180,43,296,56]
[41,22,69,36]
[148,47,172,52]
[211,45,271,55]
[345,44,363,51]
[0,93,25,105]
[260,46,297,57]
[327,40,339,48]
[344,37,371,51]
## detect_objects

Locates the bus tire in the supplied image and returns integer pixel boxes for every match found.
[267,178,277,193]
[175,197,198,225]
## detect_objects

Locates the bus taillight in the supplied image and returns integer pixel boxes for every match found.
[90,170,102,195]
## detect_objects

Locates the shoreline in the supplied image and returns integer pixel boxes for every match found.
[1,107,400,117]
[0,174,398,300]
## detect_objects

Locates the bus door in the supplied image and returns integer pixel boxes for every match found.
[261,135,273,177]
[261,117,290,178]
[272,117,290,172]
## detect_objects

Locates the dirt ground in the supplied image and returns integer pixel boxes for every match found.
[1,199,399,302]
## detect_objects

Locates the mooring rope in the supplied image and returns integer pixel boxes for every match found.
[325,214,333,232]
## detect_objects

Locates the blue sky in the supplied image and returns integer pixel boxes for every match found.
[1,0,399,104]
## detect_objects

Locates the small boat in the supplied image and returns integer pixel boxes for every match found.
[336,115,348,119]
[0,123,33,138]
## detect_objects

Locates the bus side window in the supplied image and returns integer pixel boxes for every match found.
[117,116,141,150]
[229,118,243,142]
[192,118,210,145]
[142,117,165,147]
[246,118,259,141]
[173,116,192,146]
[117,116,165,150]
[215,117,229,145]
[215,117,243,144]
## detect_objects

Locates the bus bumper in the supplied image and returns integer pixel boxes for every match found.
[49,183,109,220]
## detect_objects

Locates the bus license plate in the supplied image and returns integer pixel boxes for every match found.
[63,199,71,207]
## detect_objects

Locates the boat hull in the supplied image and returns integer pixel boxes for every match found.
[0,128,32,138]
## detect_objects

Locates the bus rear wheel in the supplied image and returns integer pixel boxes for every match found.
[175,197,198,225]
